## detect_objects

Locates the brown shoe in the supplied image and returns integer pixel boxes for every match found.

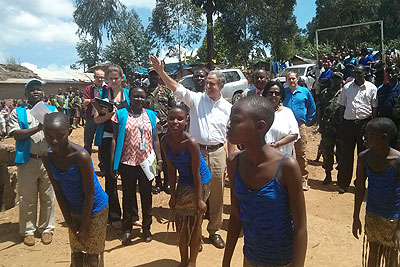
[24,235,35,246]
[209,234,225,249]
[41,233,52,245]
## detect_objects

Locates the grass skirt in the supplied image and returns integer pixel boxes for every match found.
[363,212,400,267]
[169,181,211,245]
[69,206,108,254]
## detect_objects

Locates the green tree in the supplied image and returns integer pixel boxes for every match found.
[306,0,381,48]
[252,0,298,61]
[73,37,102,71]
[103,7,152,79]
[149,0,204,72]
[73,0,122,67]
[191,0,227,68]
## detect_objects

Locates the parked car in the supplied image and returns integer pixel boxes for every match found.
[273,64,316,90]
[178,69,249,104]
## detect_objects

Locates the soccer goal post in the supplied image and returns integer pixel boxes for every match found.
[315,20,384,63]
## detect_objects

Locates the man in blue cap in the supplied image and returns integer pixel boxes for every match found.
[8,79,57,246]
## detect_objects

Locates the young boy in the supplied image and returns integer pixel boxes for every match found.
[353,117,400,266]
[222,96,307,267]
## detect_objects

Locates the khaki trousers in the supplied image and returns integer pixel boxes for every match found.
[200,146,226,236]
[294,123,309,182]
[17,158,56,236]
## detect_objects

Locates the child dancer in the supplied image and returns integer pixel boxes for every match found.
[222,96,307,267]
[353,117,400,266]
[42,112,109,267]
[162,105,211,267]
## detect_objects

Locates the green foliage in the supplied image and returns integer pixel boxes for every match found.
[103,7,152,78]
[73,0,122,69]
[306,0,392,49]
[73,0,122,45]
[74,37,102,71]
[195,0,298,65]
[149,0,204,61]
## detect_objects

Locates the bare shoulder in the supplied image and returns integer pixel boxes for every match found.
[187,135,199,147]
[74,145,91,163]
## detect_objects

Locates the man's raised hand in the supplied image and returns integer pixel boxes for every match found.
[149,55,164,73]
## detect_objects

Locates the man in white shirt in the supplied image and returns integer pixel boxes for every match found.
[337,65,377,193]
[150,55,234,249]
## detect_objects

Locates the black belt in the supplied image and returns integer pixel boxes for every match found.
[199,143,224,151]
[30,153,41,159]
[344,117,371,124]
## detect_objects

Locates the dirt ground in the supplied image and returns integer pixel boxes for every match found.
[0,126,365,267]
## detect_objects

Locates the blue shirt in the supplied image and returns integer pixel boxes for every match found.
[359,55,375,74]
[319,69,333,87]
[283,86,316,124]
[377,82,400,120]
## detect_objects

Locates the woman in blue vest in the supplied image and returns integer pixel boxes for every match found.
[110,87,162,245]
[93,65,130,230]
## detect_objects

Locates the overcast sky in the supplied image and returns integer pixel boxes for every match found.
[0,0,315,72]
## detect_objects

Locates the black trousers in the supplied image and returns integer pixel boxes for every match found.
[119,164,152,233]
[337,118,369,190]
[99,138,121,222]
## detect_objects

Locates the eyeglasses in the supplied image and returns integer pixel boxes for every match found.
[266,91,281,96]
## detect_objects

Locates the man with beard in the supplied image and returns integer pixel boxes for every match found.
[8,80,57,246]
[146,68,176,194]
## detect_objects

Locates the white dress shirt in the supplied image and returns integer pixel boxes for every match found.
[175,85,232,145]
[338,80,378,120]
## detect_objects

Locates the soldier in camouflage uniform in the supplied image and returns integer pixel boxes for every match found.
[319,72,343,185]
[146,68,176,194]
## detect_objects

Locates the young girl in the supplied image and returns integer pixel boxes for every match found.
[222,96,307,267]
[94,65,130,229]
[42,112,109,267]
[161,105,211,267]
[353,117,400,266]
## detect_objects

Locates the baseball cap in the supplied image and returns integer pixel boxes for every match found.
[24,79,43,93]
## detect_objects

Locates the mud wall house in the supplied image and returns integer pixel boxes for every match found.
[0,64,94,100]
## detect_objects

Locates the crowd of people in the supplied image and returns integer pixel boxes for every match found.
[0,87,85,141]
[4,48,400,267]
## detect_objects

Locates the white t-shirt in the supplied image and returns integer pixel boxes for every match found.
[265,106,299,155]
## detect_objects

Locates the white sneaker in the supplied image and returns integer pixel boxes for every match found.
[302,180,310,191]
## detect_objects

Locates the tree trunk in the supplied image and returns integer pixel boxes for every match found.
[206,0,214,70]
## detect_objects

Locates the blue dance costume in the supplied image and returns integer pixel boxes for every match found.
[235,153,293,265]
[365,154,400,219]
[167,146,211,186]
[48,148,108,214]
